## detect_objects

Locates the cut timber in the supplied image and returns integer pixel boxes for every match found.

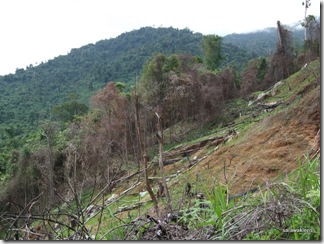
[111,170,142,186]
[161,131,236,166]
[105,181,141,205]
[148,173,178,181]
[115,199,152,215]
[152,158,182,166]
[258,101,282,109]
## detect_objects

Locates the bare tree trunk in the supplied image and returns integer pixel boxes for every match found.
[124,124,128,165]
[155,112,172,213]
[304,1,308,41]
[134,95,159,217]
[277,21,282,49]
[70,145,77,188]
[42,121,57,206]
[48,147,54,205]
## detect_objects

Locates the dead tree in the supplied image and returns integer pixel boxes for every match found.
[155,112,172,212]
[156,182,164,198]
[134,95,159,217]
[185,183,191,196]
[41,121,57,206]
[265,21,295,84]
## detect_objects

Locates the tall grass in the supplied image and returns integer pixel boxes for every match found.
[175,154,320,240]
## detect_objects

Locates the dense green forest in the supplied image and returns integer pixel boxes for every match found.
[223,26,304,56]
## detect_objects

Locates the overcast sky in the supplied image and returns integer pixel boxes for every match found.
[0,0,321,75]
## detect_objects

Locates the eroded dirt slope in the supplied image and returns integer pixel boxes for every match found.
[191,84,320,195]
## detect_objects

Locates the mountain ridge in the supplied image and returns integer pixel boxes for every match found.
[0,26,304,137]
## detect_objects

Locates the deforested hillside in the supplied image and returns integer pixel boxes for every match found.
[134,58,320,240]
[1,56,319,240]
[0,19,320,240]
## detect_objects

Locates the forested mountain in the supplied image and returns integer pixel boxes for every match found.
[0,26,304,141]
[0,27,203,136]
[223,27,304,57]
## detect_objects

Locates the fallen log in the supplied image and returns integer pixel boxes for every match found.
[84,181,142,225]
[115,200,152,215]
[258,101,282,109]
[111,170,142,186]
[148,173,178,181]
[105,181,141,205]
[152,158,182,166]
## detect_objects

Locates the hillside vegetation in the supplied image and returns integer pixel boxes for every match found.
[223,27,304,57]
[0,26,293,177]
[0,20,320,240]
[0,27,303,135]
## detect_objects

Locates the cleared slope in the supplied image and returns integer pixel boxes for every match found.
[13,59,319,240]
[162,59,320,200]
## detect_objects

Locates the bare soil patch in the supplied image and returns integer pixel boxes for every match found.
[191,85,320,195]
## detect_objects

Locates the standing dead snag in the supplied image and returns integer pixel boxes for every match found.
[156,182,164,198]
[134,95,159,217]
[185,182,191,196]
[155,112,172,213]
